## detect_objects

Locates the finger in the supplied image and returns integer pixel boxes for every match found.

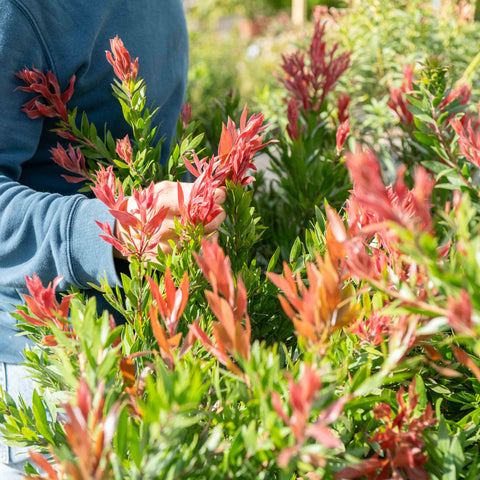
[158,238,184,255]
[152,181,191,214]
[158,241,172,255]
[214,187,227,205]
[204,210,227,234]
[158,227,179,241]
[157,215,183,238]
[158,217,176,231]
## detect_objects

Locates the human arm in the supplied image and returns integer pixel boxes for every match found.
[0,3,122,300]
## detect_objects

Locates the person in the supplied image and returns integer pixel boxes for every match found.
[0,1,224,476]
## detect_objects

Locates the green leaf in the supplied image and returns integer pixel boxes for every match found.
[136,117,145,131]
[422,160,451,175]
[413,113,435,126]
[32,390,54,444]
[21,426,37,441]
[188,133,204,151]
[267,247,280,273]
[113,159,130,169]
[114,406,129,457]
[106,130,116,154]
[414,374,427,411]
[413,131,435,146]
[407,95,425,110]
[442,434,465,480]
[89,122,97,141]
[97,350,119,380]
[81,112,89,137]
[289,237,302,263]
[437,111,450,125]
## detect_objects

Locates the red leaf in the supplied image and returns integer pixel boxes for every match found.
[305,424,342,449]
[452,345,480,383]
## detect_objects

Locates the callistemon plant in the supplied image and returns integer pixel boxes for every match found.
[254,19,353,261]
[14,35,272,330]
[15,36,202,193]
[4,19,480,480]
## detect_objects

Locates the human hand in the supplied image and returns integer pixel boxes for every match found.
[113,180,226,260]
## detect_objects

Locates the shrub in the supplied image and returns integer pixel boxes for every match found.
[3,12,480,480]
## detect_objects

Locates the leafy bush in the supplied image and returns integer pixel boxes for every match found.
[333,0,480,174]
[3,10,480,480]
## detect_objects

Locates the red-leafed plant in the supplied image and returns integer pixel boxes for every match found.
[4,11,480,480]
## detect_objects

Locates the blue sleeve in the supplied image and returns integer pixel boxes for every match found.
[0,2,121,302]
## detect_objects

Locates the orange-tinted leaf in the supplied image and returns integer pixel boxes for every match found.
[292,317,319,342]
[179,271,190,317]
[190,320,228,366]
[109,209,141,229]
[29,449,59,480]
[423,344,443,362]
[240,105,248,130]
[212,322,233,355]
[234,320,250,360]
[452,346,480,382]
[150,306,171,354]
[147,276,162,308]
[234,276,248,322]
[428,361,463,378]
[147,205,169,232]
[164,267,176,313]
[168,332,182,348]
[93,429,104,466]
[278,295,296,320]
[119,357,136,387]
[41,335,58,346]
[205,291,235,339]
[218,123,233,157]
[178,328,196,359]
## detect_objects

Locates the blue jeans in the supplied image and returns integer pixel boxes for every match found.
[0,362,35,479]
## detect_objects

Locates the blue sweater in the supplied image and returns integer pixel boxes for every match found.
[0,0,189,363]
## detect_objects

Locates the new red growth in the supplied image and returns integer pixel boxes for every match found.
[337,379,437,480]
[148,268,193,369]
[16,274,74,346]
[268,254,357,350]
[50,143,90,183]
[279,20,350,114]
[271,364,344,467]
[180,106,271,229]
[106,35,139,84]
[15,66,75,121]
[190,238,251,376]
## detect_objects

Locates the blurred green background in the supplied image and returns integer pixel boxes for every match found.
[185,0,480,159]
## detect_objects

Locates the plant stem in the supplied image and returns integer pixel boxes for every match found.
[366,276,449,318]
[136,255,145,326]
[430,103,476,192]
